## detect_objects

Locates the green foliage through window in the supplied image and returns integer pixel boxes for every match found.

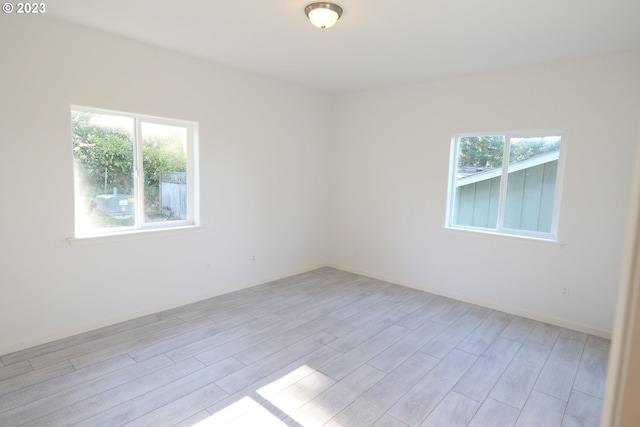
[449,131,565,239]
[71,108,194,236]
[458,135,560,169]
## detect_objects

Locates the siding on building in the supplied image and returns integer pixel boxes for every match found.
[453,160,558,233]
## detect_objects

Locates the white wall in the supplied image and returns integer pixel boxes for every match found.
[0,17,332,354]
[329,51,640,336]
[1,16,639,355]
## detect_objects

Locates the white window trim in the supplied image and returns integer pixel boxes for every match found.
[71,105,199,239]
[446,129,567,241]
[67,225,205,247]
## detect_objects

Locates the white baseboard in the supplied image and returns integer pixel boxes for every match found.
[328,262,612,339]
[0,263,327,356]
[2,261,610,356]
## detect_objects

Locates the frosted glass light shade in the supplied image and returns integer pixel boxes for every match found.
[305,3,343,29]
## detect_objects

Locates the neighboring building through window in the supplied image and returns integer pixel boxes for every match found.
[71,107,197,237]
[447,131,565,240]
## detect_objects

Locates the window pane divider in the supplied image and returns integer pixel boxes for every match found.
[134,118,144,229]
[447,129,566,242]
[495,136,511,230]
[71,105,197,238]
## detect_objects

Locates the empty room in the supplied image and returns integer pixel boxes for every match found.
[1,1,640,426]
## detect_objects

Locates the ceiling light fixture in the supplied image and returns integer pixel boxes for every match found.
[305,2,343,29]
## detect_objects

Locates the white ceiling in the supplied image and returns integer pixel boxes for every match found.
[47,0,640,93]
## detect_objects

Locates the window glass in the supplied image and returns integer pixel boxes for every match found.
[504,136,561,233]
[72,111,136,232]
[449,132,564,240]
[453,136,505,229]
[140,122,188,223]
[71,107,196,237]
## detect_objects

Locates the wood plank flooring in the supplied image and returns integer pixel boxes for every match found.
[0,267,610,426]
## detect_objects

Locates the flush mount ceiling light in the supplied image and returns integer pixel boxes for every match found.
[305,2,343,29]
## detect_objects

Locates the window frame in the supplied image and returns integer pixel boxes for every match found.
[446,129,567,241]
[71,105,199,238]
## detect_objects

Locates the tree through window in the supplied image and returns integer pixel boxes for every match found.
[448,131,566,240]
[71,107,197,237]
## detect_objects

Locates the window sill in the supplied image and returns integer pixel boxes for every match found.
[441,226,566,248]
[67,225,205,246]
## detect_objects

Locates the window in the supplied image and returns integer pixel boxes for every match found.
[447,131,566,240]
[71,107,197,237]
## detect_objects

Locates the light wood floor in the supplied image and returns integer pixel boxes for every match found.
[0,267,609,426]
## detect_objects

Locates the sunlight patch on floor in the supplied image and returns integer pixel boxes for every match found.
[192,396,285,426]
[193,365,336,426]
